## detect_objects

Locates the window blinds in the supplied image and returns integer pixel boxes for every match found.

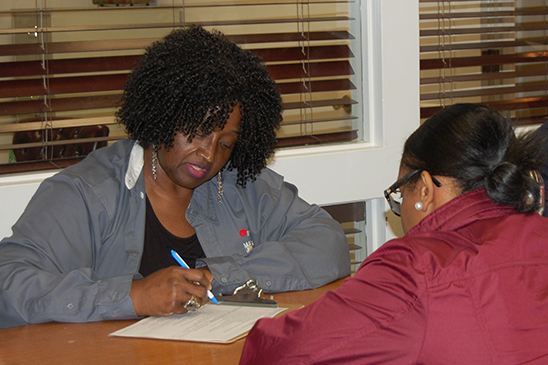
[0,0,360,173]
[420,0,548,124]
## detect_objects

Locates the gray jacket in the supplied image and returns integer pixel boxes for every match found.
[0,139,350,328]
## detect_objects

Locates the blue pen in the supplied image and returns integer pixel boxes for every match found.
[170,249,220,305]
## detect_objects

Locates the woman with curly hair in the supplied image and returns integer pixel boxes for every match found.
[241,103,548,364]
[0,26,350,328]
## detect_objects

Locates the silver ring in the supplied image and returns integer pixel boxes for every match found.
[183,295,201,312]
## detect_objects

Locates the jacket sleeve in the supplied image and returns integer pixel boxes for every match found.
[239,240,428,365]
[198,174,351,294]
[0,175,136,329]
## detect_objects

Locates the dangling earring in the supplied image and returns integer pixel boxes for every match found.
[217,171,224,205]
[414,202,423,211]
[152,144,158,180]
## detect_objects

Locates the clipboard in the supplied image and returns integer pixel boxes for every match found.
[218,279,278,308]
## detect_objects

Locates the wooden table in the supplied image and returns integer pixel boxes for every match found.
[0,278,346,365]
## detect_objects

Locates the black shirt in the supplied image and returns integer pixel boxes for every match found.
[139,196,205,277]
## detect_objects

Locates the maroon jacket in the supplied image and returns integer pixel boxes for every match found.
[240,189,548,364]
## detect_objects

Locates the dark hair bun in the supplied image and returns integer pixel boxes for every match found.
[402,103,548,213]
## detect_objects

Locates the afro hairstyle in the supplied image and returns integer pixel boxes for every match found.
[117,25,283,187]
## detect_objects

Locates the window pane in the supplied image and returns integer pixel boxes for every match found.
[0,0,363,173]
[420,0,548,125]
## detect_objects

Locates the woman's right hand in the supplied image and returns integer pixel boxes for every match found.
[130,266,211,317]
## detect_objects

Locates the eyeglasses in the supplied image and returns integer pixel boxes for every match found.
[384,169,442,217]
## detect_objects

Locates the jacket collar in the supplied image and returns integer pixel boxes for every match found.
[186,177,220,224]
[407,189,516,236]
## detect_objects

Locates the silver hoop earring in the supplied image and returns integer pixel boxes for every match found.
[414,202,423,211]
[217,171,224,205]
[152,145,158,180]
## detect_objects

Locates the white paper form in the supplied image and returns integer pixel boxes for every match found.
[109,304,287,343]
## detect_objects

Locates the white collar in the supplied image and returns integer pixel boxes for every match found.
[125,142,144,190]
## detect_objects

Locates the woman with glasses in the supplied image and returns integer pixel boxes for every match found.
[240,103,548,365]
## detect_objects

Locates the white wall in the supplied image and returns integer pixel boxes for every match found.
[0,0,421,245]
[0,171,58,237]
